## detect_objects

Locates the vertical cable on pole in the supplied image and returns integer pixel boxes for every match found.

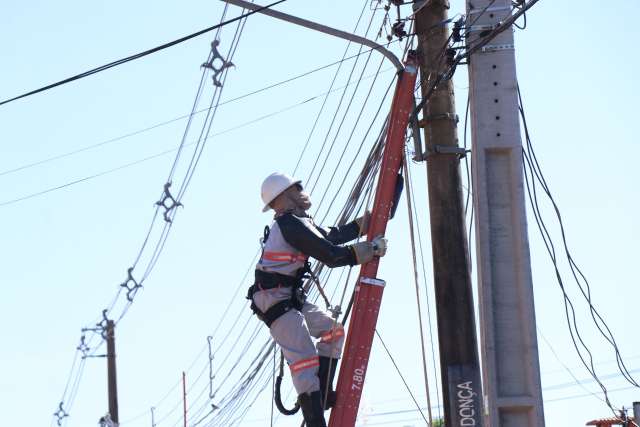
[403,156,434,425]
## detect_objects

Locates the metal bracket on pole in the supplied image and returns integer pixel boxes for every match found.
[466,24,496,33]
[220,0,403,72]
[468,4,511,14]
[410,99,425,161]
[424,144,469,159]
[480,43,515,53]
[418,112,459,127]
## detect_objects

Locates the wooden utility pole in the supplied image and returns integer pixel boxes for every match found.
[414,1,484,425]
[466,1,545,426]
[106,320,119,425]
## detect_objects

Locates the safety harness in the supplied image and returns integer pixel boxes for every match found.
[248,219,341,327]
[246,269,307,327]
[247,224,307,327]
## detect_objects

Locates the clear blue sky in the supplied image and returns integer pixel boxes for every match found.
[1,1,638,426]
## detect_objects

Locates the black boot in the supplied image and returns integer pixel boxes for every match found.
[298,390,327,427]
[318,356,338,409]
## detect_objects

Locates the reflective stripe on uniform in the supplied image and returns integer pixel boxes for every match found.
[319,326,345,343]
[263,251,308,263]
[290,356,320,374]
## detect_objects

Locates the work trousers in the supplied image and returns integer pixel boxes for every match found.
[253,287,345,395]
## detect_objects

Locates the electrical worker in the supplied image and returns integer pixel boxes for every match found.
[247,172,388,427]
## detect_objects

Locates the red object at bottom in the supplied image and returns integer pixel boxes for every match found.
[328,52,418,427]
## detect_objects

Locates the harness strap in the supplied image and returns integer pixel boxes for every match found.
[254,269,302,289]
[250,299,296,327]
[304,262,332,310]
[247,279,306,327]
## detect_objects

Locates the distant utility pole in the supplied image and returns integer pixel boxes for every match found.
[106,320,119,425]
[466,0,545,426]
[414,1,484,426]
[182,372,187,427]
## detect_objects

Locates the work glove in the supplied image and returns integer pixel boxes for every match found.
[354,210,370,236]
[350,235,388,264]
[372,235,387,257]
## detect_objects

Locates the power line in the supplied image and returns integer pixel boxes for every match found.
[94,5,415,426]
[51,7,250,426]
[305,5,381,190]
[0,42,406,180]
[0,148,174,207]
[519,83,638,417]
[291,0,371,177]
[374,330,429,424]
[150,83,387,427]
[154,1,528,419]
[0,68,391,208]
[0,0,287,108]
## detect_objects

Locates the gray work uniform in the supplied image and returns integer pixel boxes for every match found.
[252,213,361,395]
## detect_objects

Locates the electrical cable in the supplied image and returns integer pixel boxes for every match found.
[512,0,528,29]
[123,4,408,424]
[519,84,638,418]
[313,54,387,219]
[291,0,370,176]
[462,93,475,270]
[374,329,429,424]
[51,6,251,425]
[305,6,381,191]
[1,46,400,180]
[402,155,434,426]
[406,142,442,421]
[1,68,392,209]
[0,0,287,108]
[66,33,396,424]
[200,94,390,427]
[163,72,398,419]
[538,328,618,407]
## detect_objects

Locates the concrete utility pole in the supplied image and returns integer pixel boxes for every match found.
[106,320,119,425]
[466,1,545,426]
[634,402,640,425]
[414,1,484,425]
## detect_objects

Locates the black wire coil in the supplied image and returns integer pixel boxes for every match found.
[274,352,300,415]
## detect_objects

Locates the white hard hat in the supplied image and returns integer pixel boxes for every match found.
[260,172,302,212]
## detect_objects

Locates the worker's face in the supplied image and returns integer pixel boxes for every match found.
[283,183,312,212]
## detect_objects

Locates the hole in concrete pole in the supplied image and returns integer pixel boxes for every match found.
[496,116,500,120]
